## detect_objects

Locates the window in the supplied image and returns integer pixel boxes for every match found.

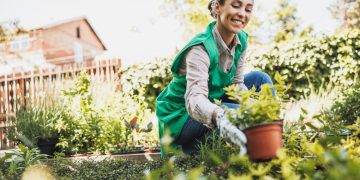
[76,27,81,39]
[10,35,30,51]
[73,42,83,63]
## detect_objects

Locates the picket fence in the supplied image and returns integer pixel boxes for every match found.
[0,59,121,149]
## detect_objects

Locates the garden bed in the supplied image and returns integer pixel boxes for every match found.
[60,151,161,162]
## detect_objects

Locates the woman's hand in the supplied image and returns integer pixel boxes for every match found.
[214,108,247,156]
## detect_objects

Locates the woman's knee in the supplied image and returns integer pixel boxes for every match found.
[247,71,273,85]
[175,118,210,145]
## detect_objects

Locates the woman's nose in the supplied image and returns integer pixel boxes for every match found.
[237,8,246,18]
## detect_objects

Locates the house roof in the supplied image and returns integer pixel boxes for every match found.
[33,16,107,50]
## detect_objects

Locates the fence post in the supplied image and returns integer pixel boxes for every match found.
[12,72,16,115]
[30,70,35,106]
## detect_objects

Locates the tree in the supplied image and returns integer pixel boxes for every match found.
[330,0,360,29]
[161,0,261,42]
[272,0,299,42]
[161,0,212,40]
[0,20,26,43]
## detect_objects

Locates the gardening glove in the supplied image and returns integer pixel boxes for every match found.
[214,109,247,156]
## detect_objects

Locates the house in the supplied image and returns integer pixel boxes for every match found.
[0,17,107,74]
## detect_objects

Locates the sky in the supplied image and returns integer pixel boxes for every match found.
[0,0,340,68]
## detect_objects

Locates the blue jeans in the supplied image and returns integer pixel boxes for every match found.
[173,71,274,154]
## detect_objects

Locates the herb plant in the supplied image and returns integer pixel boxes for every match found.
[7,105,63,147]
[224,72,288,128]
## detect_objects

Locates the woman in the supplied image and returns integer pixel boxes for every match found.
[156,0,274,157]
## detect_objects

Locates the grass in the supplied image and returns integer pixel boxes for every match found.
[282,83,339,129]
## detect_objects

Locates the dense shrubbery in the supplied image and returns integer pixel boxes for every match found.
[320,81,360,133]
[121,29,360,106]
[6,71,159,155]
[0,145,48,179]
[55,72,157,154]
[251,29,360,98]
[7,106,63,146]
[121,57,172,111]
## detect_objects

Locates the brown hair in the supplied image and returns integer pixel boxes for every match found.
[207,0,226,18]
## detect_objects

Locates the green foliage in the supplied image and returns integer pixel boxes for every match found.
[225,72,288,127]
[56,71,157,154]
[10,122,360,179]
[272,0,300,42]
[121,57,173,111]
[321,81,360,130]
[199,132,239,167]
[7,105,62,146]
[251,29,360,99]
[0,144,48,180]
[162,0,261,42]
[50,158,164,180]
[144,122,360,179]
[161,0,212,39]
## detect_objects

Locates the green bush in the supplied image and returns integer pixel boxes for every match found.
[251,29,360,98]
[322,81,360,129]
[56,71,156,154]
[7,105,63,146]
[121,57,173,111]
[0,145,48,180]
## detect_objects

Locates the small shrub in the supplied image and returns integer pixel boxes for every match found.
[121,57,172,111]
[0,145,48,180]
[321,81,360,130]
[56,71,157,154]
[225,72,288,128]
[7,105,63,147]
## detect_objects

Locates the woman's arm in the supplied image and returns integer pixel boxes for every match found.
[181,45,221,128]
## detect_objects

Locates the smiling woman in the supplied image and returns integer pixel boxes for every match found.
[156,0,275,158]
[209,0,254,45]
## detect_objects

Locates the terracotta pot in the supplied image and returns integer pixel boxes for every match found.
[243,122,283,162]
[273,119,284,126]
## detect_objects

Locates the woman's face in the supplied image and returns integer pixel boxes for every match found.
[215,0,253,34]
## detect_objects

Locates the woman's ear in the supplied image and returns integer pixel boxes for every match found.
[214,2,221,17]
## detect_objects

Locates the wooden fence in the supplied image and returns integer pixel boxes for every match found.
[0,59,121,150]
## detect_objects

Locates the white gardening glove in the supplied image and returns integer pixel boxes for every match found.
[215,109,247,156]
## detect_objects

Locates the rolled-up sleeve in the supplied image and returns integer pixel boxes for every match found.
[184,45,220,126]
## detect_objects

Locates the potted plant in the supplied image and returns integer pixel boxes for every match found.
[225,72,288,161]
[7,105,64,156]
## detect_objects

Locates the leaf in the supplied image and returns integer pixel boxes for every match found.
[274,71,285,84]
[147,122,153,130]
[300,108,308,115]
[305,122,319,131]
[129,117,138,128]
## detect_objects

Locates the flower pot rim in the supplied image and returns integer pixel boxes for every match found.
[243,119,283,131]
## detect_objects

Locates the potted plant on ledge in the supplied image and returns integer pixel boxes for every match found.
[224,72,288,161]
[7,105,64,156]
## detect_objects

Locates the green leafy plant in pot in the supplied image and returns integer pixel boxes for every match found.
[224,72,288,161]
[7,106,64,156]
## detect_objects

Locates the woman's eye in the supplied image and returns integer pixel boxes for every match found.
[246,9,252,12]
[231,4,240,8]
